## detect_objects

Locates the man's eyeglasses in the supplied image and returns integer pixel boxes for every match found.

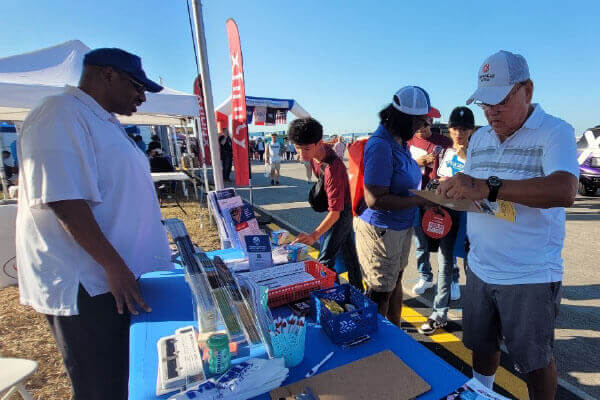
[475,82,525,110]
[125,75,146,94]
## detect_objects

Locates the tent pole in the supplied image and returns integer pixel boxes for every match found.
[192,117,213,227]
[181,119,198,201]
[191,0,224,190]
[0,131,10,199]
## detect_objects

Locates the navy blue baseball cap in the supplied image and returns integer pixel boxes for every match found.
[83,48,163,93]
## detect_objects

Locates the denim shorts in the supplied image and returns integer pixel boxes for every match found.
[462,268,562,374]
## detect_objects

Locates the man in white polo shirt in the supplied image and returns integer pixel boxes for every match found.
[16,48,171,400]
[439,51,578,398]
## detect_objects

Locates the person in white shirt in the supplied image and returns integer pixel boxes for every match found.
[439,51,579,398]
[265,133,282,185]
[332,136,346,160]
[16,48,171,400]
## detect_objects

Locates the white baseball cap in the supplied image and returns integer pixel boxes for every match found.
[392,86,432,116]
[466,50,530,105]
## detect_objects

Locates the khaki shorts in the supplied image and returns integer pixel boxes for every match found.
[353,217,413,292]
[270,161,281,173]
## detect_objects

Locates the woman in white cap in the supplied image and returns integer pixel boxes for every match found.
[353,86,433,326]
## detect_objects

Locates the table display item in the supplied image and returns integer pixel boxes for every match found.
[284,243,309,262]
[207,333,231,375]
[236,275,275,357]
[156,326,205,396]
[441,378,510,400]
[241,261,336,307]
[169,357,289,400]
[270,350,430,400]
[163,219,221,339]
[223,203,263,250]
[305,351,334,378]
[164,219,270,361]
[289,299,311,317]
[270,229,291,246]
[270,316,307,368]
[207,189,237,249]
[244,234,273,271]
[310,284,378,345]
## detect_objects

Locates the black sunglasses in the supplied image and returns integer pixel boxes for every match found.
[125,74,146,94]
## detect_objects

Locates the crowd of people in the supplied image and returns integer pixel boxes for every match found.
[11,44,579,400]
[288,50,578,399]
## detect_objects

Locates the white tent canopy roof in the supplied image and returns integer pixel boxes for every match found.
[0,40,199,125]
[215,95,310,119]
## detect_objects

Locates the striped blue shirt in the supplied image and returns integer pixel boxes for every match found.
[465,104,579,284]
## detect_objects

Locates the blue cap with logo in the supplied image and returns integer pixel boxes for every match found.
[83,48,163,93]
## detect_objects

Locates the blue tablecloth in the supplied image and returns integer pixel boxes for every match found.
[129,248,467,399]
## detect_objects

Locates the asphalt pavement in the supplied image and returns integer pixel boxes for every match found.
[231,159,600,399]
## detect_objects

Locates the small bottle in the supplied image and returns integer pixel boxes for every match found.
[207,333,231,375]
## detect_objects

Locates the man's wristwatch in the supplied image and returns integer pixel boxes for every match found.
[486,176,502,202]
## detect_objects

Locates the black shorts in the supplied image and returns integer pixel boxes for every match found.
[462,268,561,374]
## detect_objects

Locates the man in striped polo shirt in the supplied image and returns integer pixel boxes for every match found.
[438,50,579,399]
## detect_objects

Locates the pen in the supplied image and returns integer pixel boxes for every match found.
[305,351,334,378]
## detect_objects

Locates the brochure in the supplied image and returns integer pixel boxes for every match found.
[244,234,273,271]
[440,378,510,400]
[223,204,263,250]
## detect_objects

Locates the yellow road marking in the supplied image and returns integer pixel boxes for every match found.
[402,306,528,399]
[266,221,528,399]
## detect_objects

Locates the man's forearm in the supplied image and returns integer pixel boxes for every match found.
[367,193,424,211]
[473,172,577,208]
[48,199,127,272]
[312,210,340,238]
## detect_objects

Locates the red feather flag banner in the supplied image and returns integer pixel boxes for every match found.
[226,18,250,186]
[193,75,212,166]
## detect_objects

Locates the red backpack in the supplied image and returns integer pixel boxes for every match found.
[347,138,370,216]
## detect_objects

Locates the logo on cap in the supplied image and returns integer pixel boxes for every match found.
[459,110,464,117]
[483,63,490,73]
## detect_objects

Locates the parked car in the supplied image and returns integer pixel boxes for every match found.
[576,126,600,196]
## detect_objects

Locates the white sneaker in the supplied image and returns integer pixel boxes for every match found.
[412,279,434,295]
[450,281,461,301]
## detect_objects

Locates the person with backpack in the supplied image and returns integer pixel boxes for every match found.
[288,118,363,290]
[352,86,433,327]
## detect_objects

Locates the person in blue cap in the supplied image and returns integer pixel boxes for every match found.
[16,48,170,400]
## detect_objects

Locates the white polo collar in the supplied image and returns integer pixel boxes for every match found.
[522,103,545,130]
[65,85,115,122]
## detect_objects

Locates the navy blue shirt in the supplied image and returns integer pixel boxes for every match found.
[359,125,422,231]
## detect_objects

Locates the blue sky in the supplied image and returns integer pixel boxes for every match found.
[0,0,598,135]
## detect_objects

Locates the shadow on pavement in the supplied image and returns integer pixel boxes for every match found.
[562,284,600,302]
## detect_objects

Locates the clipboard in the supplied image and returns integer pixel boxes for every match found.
[270,350,430,400]
[409,189,483,213]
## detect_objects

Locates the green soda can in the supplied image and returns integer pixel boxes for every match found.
[207,333,231,375]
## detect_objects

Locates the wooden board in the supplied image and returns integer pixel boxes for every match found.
[270,350,430,400]
[409,189,483,213]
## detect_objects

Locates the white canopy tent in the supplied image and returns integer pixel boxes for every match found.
[0,40,200,125]
[0,40,217,199]
[215,95,310,122]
